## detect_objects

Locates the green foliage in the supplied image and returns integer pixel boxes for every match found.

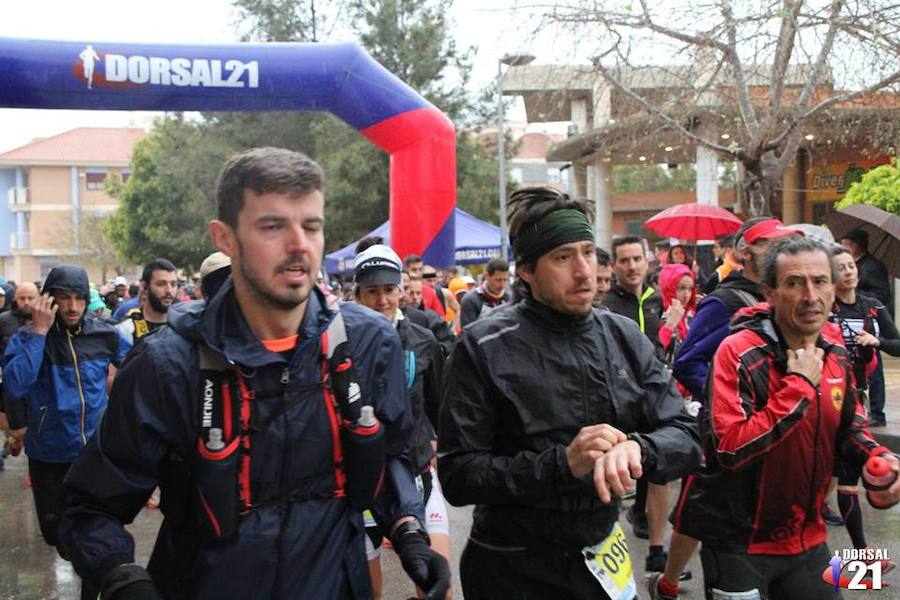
[104,117,232,271]
[351,0,473,120]
[838,159,900,214]
[456,133,500,223]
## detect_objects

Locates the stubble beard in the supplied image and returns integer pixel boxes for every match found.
[235,238,310,311]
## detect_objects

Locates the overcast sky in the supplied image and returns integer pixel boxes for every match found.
[0,0,551,153]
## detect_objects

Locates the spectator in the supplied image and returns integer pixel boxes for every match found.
[459,258,510,328]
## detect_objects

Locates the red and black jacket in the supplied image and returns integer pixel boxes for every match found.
[674,305,887,555]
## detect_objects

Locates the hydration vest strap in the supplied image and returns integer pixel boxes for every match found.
[322,310,350,497]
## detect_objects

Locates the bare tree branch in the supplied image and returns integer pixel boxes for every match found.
[591,60,742,158]
[720,0,759,133]
[766,67,900,149]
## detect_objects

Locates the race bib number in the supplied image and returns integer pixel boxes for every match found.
[582,522,636,600]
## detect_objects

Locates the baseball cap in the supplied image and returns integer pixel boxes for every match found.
[462,275,476,286]
[448,277,467,297]
[739,218,802,246]
[114,275,128,287]
[200,252,232,280]
[354,244,402,287]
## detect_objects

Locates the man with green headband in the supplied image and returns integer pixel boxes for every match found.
[438,186,701,600]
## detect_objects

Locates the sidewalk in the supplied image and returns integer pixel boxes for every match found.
[872,355,900,452]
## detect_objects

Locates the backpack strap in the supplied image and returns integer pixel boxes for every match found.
[731,289,759,309]
[321,309,351,498]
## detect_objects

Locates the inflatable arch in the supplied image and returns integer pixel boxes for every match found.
[0,38,456,265]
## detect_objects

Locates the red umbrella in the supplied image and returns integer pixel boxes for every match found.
[645,203,743,240]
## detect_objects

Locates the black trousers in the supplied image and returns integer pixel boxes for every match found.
[29,459,100,600]
[700,543,842,600]
[460,537,612,600]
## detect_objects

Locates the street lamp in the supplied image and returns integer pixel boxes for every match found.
[497,52,535,262]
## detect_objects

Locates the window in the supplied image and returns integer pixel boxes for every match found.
[121,169,131,183]
[510,167,523,184]
[626,220,644,236]
[85,170,108,190]
[547,167,561,184]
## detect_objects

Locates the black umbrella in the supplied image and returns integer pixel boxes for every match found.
[825,204,900,278]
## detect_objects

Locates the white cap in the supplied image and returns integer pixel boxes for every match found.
[200,252,232,280]
[353,244,402,286]
[114,276,128,286]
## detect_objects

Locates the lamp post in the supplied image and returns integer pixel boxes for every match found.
[497,52,535,262]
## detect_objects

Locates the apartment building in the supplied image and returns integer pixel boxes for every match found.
[0,127,145,283]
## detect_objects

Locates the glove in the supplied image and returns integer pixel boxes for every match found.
[392,521,451,600]
[101,564,160,600]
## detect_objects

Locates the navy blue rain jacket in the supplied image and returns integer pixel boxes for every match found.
[59,280,422,599]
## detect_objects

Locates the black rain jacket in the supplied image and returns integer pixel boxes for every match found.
[438,297,701,552]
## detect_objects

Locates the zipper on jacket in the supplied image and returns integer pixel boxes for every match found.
[66,330,88,446]
[802,386,822,551]
[37,405,48,434]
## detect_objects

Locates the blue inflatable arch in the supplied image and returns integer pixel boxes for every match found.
[0,38,456,265]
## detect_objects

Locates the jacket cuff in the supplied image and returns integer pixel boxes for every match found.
[626,433,657,474]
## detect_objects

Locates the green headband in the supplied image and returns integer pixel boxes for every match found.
[513,208,595,263]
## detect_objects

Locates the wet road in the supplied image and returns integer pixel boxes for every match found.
[1,451,898,599]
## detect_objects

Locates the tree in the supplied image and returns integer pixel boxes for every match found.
[838,158,900,214]
[104,116,232,271]
[533,0,900,215]
[52,202,128,281]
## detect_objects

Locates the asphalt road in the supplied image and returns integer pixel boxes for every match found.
[1,453,898,599]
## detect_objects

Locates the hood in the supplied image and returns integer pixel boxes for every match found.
[43,265,90,297]
[659,263,696,311]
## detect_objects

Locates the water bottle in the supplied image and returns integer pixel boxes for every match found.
[343,405,386,511]
[863,455,898,509]
[206,427,226,451]
[863,456,897,491]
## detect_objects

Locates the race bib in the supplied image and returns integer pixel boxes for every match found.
[582,522,636,600]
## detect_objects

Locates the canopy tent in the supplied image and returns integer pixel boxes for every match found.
[326,208,509,274]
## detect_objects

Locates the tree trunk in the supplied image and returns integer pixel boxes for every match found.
[741,150,781,217]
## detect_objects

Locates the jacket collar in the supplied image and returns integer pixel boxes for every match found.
[734,305,833,365]
[520,297,594,333]
[172,277,334,368]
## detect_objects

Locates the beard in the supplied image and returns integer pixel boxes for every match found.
[236,239,312,311]
[147,288,173,314]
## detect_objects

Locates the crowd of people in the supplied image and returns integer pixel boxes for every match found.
[0,146,898,600]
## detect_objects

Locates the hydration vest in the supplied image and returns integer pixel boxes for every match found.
[192,310,385,539]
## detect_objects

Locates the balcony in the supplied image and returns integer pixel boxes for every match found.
[9,231,29,251]
[7,187,30,211]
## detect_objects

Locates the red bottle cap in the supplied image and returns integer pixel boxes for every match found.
[867,456,890,477]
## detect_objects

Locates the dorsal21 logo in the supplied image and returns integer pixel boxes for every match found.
[822,549,892,591]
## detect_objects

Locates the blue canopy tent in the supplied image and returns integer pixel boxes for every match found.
[325,208,509,275]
